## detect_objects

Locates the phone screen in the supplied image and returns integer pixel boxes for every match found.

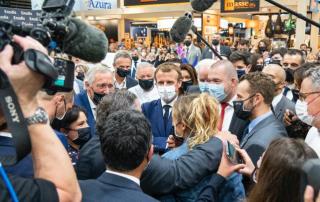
[226,141,243,164]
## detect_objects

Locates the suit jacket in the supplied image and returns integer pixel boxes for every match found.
[186,45,202,67]
[80,172,158,202]
[142,99,172,152]
[201,46,232,59]
[74,90,95,136]
[141,137,223,196]
[76,135,104,180]
[274,95,295,123]
[240,114,288,164]
[126,76,138,89]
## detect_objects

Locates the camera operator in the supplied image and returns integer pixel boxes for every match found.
[0,35,81,201]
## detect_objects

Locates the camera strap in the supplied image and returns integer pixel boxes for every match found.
[0,68,31,166]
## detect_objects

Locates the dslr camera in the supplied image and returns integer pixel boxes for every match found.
[0,0,77,93]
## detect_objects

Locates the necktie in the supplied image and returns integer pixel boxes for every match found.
[217,102,228,131]
[131,62,137,78]
[163,105,171,132]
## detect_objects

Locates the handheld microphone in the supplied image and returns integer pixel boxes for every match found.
[190,0,217,12]
[63,18,108,63]
[169,13,193,43]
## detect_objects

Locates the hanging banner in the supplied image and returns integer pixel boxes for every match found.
[124,0,188,6]
[221,0,260,13]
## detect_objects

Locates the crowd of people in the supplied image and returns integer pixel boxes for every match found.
[1,32,320,202]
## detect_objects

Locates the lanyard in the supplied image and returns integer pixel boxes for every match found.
[0,163,19,202]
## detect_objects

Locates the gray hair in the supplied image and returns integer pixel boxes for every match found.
[137,62,155,71]
[211,59,238,80]
[85,64,113,85]
[195,59,215,73]
[304,67,320,90]
[113,50,132,65]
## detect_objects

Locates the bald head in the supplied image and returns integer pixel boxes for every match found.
[208,60,239,102]
[210,60,238,80]
[263,64,286,95]
[263,64,286,83]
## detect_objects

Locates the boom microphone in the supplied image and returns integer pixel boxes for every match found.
[169,13,193,43]
[190,0,217,12]
[63,18,108,63]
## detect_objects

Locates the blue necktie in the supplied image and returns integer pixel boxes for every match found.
[163,105,171,132]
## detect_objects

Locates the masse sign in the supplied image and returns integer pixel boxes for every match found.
[124,0,188,6]
[221,0,260,13]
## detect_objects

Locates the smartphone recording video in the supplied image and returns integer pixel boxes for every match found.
[226,141,243,164]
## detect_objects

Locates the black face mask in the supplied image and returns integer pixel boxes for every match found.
[237,69,246,80]
[182,80,193,92]
[184,40,192,47]
[76,72,85,81]
[258,46,266,53]
[72,127,91,147]
[212,39,220,46]
[117,68,130,78]
[233,95,255,120]
[139,79,154,91]
[92,92,105,105]
[132,56,139,61]
[255,64,264,72]
[285,68,294,83]
[51,118,64,131]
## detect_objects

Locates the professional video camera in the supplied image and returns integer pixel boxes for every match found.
[0,0,108,93]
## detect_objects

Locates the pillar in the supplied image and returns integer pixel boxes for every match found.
[295,0,307,49]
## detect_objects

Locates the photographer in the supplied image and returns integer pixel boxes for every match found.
[0,35,81,201]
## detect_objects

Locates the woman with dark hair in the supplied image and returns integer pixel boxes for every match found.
[197,138,318,202]
[248,138,317,202]
[60,105,91,166]
[180,64,199,94]
[249,53,264,73]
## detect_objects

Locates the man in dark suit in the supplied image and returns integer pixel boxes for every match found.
[74,65,115,136]
[206,60,249,140]
[263,64,295,123]
[80,110,158,202]
[236,72,288,164]
[142,62,182,153]
[113,50,138,90]
[201,33,232,60]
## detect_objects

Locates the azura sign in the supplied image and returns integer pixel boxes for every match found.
[87,0,117,10]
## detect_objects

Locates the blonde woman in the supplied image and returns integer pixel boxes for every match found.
[161,93,245,202]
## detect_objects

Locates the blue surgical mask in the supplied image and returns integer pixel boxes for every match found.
[207,83,227,102]
[199,82,208,92]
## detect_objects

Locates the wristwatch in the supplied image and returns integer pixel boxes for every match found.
[25,107,49,125]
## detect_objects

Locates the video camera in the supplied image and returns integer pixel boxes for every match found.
[0,0,77,93]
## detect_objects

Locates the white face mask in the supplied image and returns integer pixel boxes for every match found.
[157,85,177,104]
[295,99,315,126]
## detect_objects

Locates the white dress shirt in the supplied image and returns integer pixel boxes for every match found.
[161,97,177,116]
[87,93,97,120]
[221,96,236,132]
[305,127,320,158]
[114,77,127,90]
[212,45,221,60]
[272,92,283,109]
[129,85,160,104]
[106,170,140,186]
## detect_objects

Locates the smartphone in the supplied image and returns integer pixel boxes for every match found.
[301,159,320,199]
[226,141,243,164]
[171,127,184,147]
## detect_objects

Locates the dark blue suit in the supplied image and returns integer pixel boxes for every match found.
[126,76,138,89]
[142,99,172,152]
[80,172,158,202]
[74,90,95,136]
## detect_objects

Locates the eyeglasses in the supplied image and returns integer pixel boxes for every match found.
[298,91,320,101]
